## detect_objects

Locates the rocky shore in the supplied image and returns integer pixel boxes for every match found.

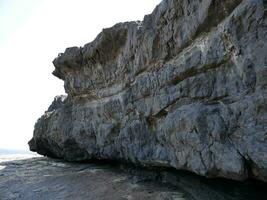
[1,155,267,200]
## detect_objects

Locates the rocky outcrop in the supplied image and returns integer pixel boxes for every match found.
[29,0,267,182]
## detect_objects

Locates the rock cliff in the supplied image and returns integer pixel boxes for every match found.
[29,0,267,182]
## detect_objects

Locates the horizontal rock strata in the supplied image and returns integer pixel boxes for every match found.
[29,0,267,182]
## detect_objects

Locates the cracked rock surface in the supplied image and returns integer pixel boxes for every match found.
[29,0,267,182]
[0,156,267,200]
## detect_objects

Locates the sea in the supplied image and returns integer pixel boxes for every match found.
[0,148,39,162]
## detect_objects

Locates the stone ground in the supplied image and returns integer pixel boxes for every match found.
[0,155,267,200]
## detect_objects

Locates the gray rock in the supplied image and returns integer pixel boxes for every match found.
[29,0,267,182]
[1,155,267,200]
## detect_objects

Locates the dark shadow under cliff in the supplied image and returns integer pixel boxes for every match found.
[0,156,267,200]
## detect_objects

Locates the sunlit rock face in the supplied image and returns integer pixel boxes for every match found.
[29,0,267,182]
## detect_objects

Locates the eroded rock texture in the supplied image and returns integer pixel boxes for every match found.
[29,0,267,182]
[1,156,267,200]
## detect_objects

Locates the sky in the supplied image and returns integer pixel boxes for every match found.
[0,0,162,150]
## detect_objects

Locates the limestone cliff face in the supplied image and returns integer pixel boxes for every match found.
[29,0,267,182]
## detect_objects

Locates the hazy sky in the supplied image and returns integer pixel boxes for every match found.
[0,0,161,150]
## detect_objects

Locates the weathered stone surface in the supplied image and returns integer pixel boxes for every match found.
[29,0,267,182]
[1,155,267,200]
